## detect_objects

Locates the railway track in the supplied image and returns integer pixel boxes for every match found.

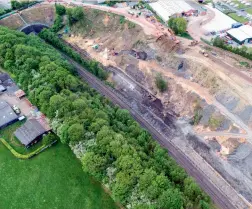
[65,55,248,209]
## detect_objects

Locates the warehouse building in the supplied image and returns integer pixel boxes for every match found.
[0,100,18,130]
[15,119,48,148]
[227,25,252,44]
[202,7,236,33]
[149,0,193,22]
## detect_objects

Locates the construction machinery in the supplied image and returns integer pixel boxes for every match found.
[199,49,209,57]
[189,40,199,46]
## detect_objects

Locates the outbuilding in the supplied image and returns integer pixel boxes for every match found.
[14,119,48,148]
[0,100,18,130]
[227,25,252,44]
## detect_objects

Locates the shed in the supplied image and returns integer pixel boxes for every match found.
[227,25,252,44]
[0,100,18,129]
[14,119,47,148]
[15,89,26,99]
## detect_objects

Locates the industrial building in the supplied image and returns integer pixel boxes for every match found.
[202,7,236,33]
[14,119,48,148]
[149,0,193,22]
[227,25,252,44]
[0,100,18,130]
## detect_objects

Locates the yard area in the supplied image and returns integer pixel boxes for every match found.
[228,12,248,23]
[0,142,118,209]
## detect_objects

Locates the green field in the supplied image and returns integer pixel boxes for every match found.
[0,142,118,209]
[245,8,252,15]
[228,13,248,23]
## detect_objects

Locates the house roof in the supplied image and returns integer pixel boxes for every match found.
[14,119,47,146]
[227,25,252,42]
[0,100,18,128]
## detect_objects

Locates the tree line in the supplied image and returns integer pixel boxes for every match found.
[0,22,211,209]
[213,37,252,61]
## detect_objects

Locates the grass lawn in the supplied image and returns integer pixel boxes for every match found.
[232,0,247,9]
[228,13,248,23]
[0,142,118,209]
[245,8,252,15]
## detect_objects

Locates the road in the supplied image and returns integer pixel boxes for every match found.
[62,52,249,209]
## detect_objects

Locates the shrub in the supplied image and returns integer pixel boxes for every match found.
[155,73,167,92]
[55,3,66,16]
[168,17,187,35]
[42,133,58,145]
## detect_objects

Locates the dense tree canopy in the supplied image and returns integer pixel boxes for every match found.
[55,3,66,16]
[168,17,187,34]
[0,26,211,209]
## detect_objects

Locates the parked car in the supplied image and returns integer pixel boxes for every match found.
[12,105,21,114]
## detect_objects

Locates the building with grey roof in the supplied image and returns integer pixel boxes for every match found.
[14,119,47,148]
[0,100,19,129]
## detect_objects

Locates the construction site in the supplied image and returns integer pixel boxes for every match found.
[1,2,252,208]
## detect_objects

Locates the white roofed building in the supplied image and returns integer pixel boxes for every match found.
[149,0,193,22]
[227,25,252,44]
[202,6,236,33]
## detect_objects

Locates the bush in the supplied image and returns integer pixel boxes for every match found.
[11,0,36,10]
[155,73,167,92]
[168,17,187,35]
[55,3,66,16]
[127,21,136,29]
[67,7,84,25]
[42,133,57,145]
[119,16,125,24]
[208,116,222,130]
[193,110,202,125]
[51,15,64,32]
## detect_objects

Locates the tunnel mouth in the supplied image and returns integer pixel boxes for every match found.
[21,24,48,34]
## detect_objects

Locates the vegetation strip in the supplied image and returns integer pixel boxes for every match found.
[0,138,51,159]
